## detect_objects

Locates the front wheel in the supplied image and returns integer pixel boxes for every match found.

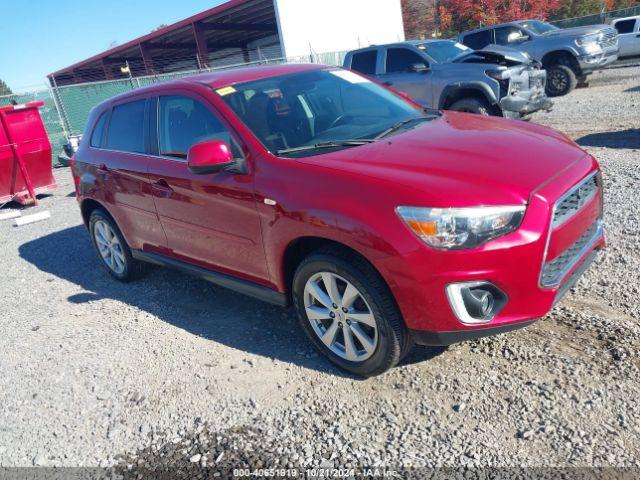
[546,64,577,97]
[292,247,409,377]
[449,97,494,116]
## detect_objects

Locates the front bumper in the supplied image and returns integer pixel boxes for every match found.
[578,49,618,74]
[376,159,605,344]
[501,92,553,119]
[500,69,553,118]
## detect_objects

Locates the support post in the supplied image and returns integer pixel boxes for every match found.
[193,22,209,69]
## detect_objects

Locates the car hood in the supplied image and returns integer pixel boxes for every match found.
[542,24,612,38]
[301,112,588,207]
[455,45,533,66]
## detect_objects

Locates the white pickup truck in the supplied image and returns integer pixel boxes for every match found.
[611,15,640,58]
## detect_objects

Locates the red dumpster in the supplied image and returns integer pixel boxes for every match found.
[0,101,57,206]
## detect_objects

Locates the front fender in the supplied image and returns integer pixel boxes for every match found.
[438,81,499,109]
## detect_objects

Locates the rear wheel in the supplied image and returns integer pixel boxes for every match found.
[89,209,146,282]
[292,247,409,376]
[546,64,577,97]
[449,97,493,116]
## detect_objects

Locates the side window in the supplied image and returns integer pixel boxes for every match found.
[614,19,636,34]
[385,48,427,73]
[350,50,378,75]
[90,112,108,148]
[494,26,526,45]
[105,100,146,153]
[462,30,492,49]
[158,95,240,159]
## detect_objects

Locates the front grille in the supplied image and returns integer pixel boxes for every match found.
[541,220,601,286]
[552,174,598,228]
[600,29,618,49]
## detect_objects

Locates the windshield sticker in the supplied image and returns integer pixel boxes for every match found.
[216,86,237,96]
[329,70,370,84]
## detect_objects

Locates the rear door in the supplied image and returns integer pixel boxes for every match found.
[146,90,269,283]
[613,17,640,57]
[93,98,166,251]
[380,47,433,106]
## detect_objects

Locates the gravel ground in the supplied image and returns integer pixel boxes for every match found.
[0,66,638,476]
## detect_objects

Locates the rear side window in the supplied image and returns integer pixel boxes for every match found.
[462,30,492,49]
[106,100,146,153]
[385,48,427,73]
[158,95,239,159]
[350,50,377,75]
[614,19,636,34]
[90,112,108,148]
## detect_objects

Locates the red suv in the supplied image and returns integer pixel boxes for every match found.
[71,64,604,376]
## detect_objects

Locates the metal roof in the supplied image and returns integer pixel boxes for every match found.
[49,0,280,85]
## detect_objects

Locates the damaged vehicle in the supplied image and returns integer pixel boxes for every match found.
[343,40,552,119]
[458,20,619,97]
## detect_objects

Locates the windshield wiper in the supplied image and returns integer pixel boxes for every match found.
[276,139,375,156]
[374,116,433,140]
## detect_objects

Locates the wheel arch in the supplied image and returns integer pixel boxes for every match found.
[541,50,580,72]
[80,198,110,228]
[281,236,396,304]
[439,83,499,111]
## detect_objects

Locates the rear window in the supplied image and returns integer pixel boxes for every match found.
[461,30,492,50]
[106,100,146,153]
[90,112,108,148]
[350,50,377,75]
[614,19,636,34]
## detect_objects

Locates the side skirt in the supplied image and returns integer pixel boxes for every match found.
[132,250,288,307]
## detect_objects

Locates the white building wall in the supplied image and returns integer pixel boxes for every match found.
[274,0,405,58]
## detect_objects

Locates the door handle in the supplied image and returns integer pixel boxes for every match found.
[383,81,394,86]
[152,179,174,195]
[96,163,109,173]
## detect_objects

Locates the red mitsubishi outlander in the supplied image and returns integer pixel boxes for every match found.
[72,64,604,376]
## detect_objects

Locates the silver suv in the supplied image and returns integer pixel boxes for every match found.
[458,20,619,97]
[344,40,552,119]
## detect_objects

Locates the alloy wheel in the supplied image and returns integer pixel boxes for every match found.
[303,272,378,362]
[93,220,126,275]
[549,69,568,93]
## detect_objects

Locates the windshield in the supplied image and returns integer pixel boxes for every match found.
[519,20,558,35]
[418,41,471,63]
[216,69,429,157]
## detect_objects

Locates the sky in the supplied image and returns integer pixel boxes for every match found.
[0,0,226,92]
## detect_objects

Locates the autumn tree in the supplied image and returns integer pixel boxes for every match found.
[0,79,12,96]
[438,0,563,35]
[402,0,440,38]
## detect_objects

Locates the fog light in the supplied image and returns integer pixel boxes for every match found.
[446,282,507,325]
[465,288,495,318]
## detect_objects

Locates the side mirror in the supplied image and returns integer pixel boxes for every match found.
[187,139,234,175]
[508,32,529,43]
[409,62,429,73]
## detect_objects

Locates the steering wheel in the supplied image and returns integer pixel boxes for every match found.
[328,114,353,129]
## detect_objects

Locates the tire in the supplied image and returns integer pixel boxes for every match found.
[292,246,409,377]
[545,64,577,97]
[449,97,494,116]
[89,208,146,282]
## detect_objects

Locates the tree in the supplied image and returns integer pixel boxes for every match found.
[0,79,12,96]
[402,0,440,38]
[439,0,562,35]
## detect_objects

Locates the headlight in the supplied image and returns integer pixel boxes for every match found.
[576,35,599,47]
[396,205,526,250]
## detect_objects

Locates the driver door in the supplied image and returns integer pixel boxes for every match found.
[146,92,269,283]
[380,47,433,106]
